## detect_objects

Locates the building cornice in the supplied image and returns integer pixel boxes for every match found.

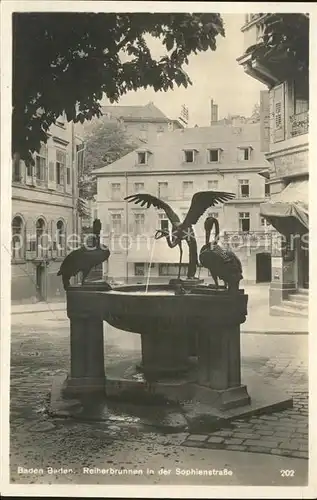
[52,136,70,146]
[97,166,268,177]
[265,142,309,161]
[12,183,74,201]
[12,194,75,209]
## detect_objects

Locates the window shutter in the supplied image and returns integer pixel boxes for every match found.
[260,90,270,152]
[237,148,244,162]
[25,218,36,260]
[47,144,56,189]
[50,220,57,259]
[273,83,285,143]
[65,152,72,193]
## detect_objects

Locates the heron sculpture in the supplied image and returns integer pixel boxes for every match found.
[199,216,243,292]
[124,191,235,280]
[57,219,111,290]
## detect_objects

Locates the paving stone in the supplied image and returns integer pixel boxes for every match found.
[211,430,233,437]
[226,445,247,452]
[224,438,244,445]
[257,429,275,436]
[186,434,208,442]
[233,432,262,440]
[244,439,281,448]
[279,440,308,451]
[207,436,225,444]
[274,431,296,438]
[248,446,274,454]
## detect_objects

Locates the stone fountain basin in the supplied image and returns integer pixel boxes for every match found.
[67,283,248,336]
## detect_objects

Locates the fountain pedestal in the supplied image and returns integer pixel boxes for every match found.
[52,281,292,431]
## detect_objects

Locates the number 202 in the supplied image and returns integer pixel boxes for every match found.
[280,469,295,477]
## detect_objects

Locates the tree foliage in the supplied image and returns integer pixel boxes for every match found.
[13,12,224,163]
[247,14,309,77]
[79,120,137,201]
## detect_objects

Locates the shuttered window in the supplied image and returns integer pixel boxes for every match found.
[273,83,285,143]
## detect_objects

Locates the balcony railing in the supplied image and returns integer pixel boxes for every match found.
[222,230,274,249]
[290,111,309,138]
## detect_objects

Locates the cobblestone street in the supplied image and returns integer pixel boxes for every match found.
[9,308,309,486]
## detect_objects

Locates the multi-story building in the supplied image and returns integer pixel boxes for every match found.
[81,101,186,146]
[237,13,309,316]
[78,101,187,229]
[95,122,272,285]
[11,117,83,303]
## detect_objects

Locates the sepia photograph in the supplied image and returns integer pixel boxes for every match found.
[1,1,315,498]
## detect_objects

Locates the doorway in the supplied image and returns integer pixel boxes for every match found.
[299,243,309,289]
[256,252,272,283]
[36,264,46,301]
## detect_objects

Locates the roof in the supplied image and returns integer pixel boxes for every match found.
[101,102,170,123]
[94,122,268,175]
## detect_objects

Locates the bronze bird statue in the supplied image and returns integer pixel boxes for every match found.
[199,216,243,292]
[57,219,111,290]
[124,191,235,280]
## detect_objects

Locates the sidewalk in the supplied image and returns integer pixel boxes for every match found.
[11,287,308,334]
[11,301,66,315]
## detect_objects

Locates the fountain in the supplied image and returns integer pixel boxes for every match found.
[50,208,293,431]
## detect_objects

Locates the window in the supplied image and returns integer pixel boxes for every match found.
[134,182,144,193]
[12,216,24,260]
[158,182,168,199]
[56,150,66,186]
[158,213,169,232]
[265,182,270,197]
[208,180,219,191]
[12,155,21,182]
[56,220,66,256]
[183,150,196,163]
[36,218,46,257]
[111,182,121,200]
[238,147,251,161]
[134,213,145,235]
[159,263,188,277]
[182,181,193,198]
[137,152,147,164]
[239,179,250,198]
[239,212,250,232]
[208,149,220,162]
[66,165,71,185]
[261,217,271,230]
[111,213,122,235]
[135,263,145,276]
[36,155,46,181]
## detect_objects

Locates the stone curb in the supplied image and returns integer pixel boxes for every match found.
[241,330,308,335]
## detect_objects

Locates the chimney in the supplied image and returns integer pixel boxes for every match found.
[210,99,218,124]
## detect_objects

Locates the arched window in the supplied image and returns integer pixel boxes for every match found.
[56,220,66,256]
[36,218,46,258]
[12,216,24,260]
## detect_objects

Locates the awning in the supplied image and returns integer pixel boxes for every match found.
[260,179,308,234]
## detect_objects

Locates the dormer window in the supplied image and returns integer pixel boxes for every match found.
[137,150,151,165]
[183,149,197,163]
[238,146,253,161]
[208,148,222,163]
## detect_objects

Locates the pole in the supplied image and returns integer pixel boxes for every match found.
[125,171,129,284]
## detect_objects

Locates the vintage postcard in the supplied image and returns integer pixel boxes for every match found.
[1,1,316,498]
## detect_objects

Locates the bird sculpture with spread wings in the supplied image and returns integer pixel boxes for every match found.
[124,191,235,280]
